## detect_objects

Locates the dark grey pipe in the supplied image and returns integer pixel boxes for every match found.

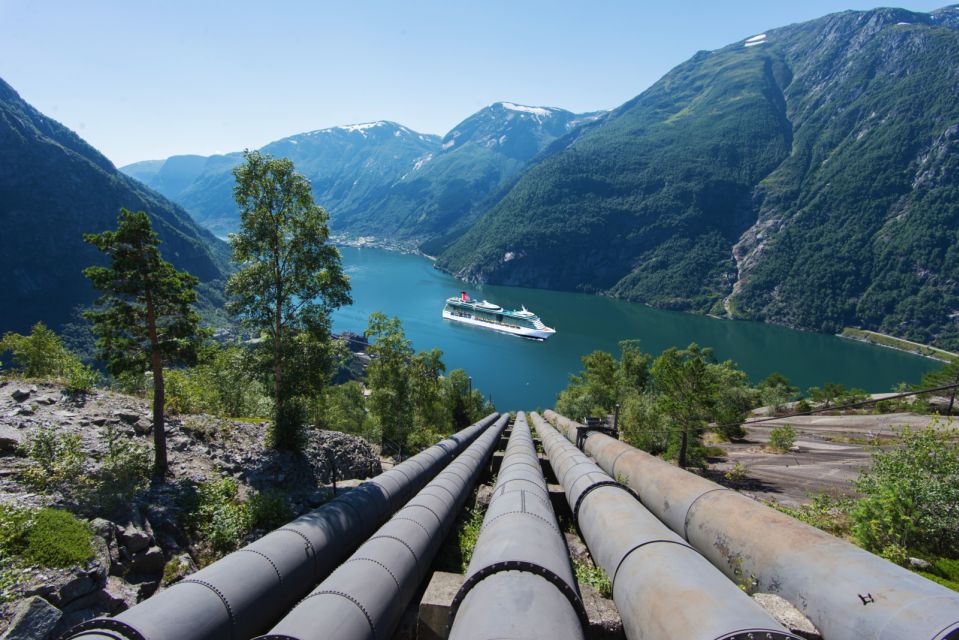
[544,410,959,640]
[66,414,501,640]
[449,412,586,640]
[531,412,801,640]
[254,414,509,640]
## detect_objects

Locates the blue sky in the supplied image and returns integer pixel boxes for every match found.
[0,1,944,166]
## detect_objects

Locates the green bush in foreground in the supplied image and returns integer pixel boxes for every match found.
[851,425,959,558]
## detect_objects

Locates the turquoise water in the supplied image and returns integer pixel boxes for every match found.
[330,246,939,411]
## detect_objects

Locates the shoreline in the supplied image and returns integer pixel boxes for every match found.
[838,328,956,364]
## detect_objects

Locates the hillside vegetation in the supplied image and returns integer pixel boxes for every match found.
[437,7,959,349]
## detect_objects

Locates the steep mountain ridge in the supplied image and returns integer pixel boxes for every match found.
[437,6,959,349]
[0,77,230,333]
[120,103,601,243]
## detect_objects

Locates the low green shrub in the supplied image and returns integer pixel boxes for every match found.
[22,508,93,567]
[0,506,93,569]
[768,425,796,452]
[248,490,292,530]
[20,428,95,504]
[574,559,612,597]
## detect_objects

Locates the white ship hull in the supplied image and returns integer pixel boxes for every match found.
[442,309,555,340]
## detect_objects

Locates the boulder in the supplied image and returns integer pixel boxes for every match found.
[118,524,151,554]
[0,425,22,453]
[129,546,166,576]
[909,557,933,570]
[113,410,141,425]
[473,484,494,510]
[10,388,31,402]
[1,596,62,640]
[133,418,152,435]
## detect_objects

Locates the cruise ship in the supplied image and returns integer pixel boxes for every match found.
[442,292,556,340]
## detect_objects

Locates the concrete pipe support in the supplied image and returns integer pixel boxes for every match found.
[544,409,959,640]
[531,412,801,640]
[449,412,586,640]
[67,413,501,640]
[255,414,509,640]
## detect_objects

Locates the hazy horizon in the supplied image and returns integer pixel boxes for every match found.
[0,0,944,166]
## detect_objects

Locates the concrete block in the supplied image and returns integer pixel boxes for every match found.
[417,571,465,640]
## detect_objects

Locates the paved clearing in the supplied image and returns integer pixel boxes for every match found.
[712,413,946,507]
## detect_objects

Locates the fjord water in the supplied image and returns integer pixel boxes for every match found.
[331,246,938,411]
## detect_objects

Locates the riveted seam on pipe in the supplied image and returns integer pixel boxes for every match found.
[235,549,283,583]
[495,488,551,506]
[400,502,443,526]
[417,483,458,506]
[177,579,236,639]
[572,481,639,526]
[344,557,401,588]
[559,460,601,489]
[384,516,432,539]
[274,527,317,576]
[367,534,419,563]
[712,629,800,640]
[479,509,561,534]
[608,539,696,590]
[298,590,376,638]
[495,477,547,496]
[682,487,731,541]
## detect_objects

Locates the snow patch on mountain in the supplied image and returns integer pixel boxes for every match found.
[500,102,553,117]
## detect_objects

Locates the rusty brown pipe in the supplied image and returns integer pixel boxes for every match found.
[544,409,959,640]
[531,412,801,640]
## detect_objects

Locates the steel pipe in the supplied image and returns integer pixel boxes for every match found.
[532,412,800,640]
[254,414,509,640]
[449,412,586,640]
[544,409,959,640]
[67,414,501,640]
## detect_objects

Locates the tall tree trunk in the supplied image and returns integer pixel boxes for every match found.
[948,367,959,415]
[274,296,283,418]
[145,289,167,479]
[678,428,688,469]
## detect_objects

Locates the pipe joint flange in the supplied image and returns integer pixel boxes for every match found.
[715,629,804,640]
[449,560,588,631]
[572,480,639,525]
[65,618,148,640]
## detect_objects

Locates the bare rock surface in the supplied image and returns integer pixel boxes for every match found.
[753,593,822,639]
[0,596,61,640]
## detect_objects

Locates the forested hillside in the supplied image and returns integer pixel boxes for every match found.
[0,77,230,334]
[121,103,600,244]
[437,7,959,349]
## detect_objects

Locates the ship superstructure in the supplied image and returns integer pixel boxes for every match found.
[442,292,556,340]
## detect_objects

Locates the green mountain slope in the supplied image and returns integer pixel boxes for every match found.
[120,104,600,245]
[0,77,230,334]
[336,103,605,250]
[437,6,959,349]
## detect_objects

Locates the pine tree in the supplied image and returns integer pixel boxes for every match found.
[226,151,351,450]
[84,209,202,479]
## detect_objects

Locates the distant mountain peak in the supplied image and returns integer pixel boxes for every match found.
[495,102,556,117]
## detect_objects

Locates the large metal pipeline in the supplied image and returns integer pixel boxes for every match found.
[67,413,501,640]
[449,412,586,640]
[544,409,959,640]
[531,412,801,640]
[254,414,509,640]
